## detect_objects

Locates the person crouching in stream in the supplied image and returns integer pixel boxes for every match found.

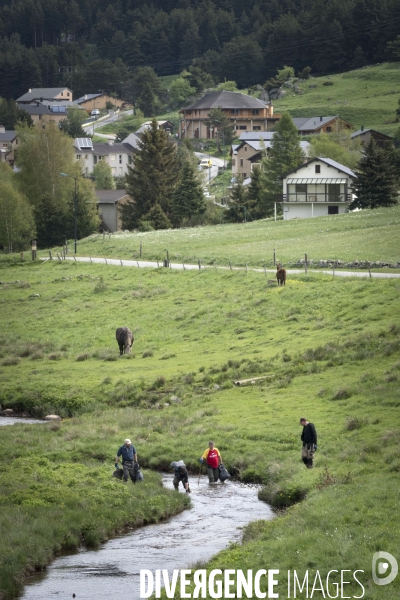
[200,440,222,484]
[171,462,191,493]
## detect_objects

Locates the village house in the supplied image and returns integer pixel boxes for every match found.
[179,91,279,139]
[351,127,393,147]
[16,87,73,104]
[292,116,353,135]
[0,127,18,166]
[95,190,130,232]
[281,157,356,220]
[74,93,126,113]
[231,132,310,178]
[73,136,140,177]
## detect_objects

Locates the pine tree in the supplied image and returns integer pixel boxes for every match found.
[350,139,398,210]
[225,176,248,223]
[260,112,304,217]
[122,119,180,229]
[246,166,263,218]
[172,162,206,226]
[141,204,172,230]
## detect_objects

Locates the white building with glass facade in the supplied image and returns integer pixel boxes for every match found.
[281,157,356,220]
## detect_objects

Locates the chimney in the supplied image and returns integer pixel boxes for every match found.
[40,97,43,102]
[107,140,114,146]
[320,116,323,121]
[0,126,5,133]
[361,125,364,131]
[84,94,88,100]
[29,88,32,93]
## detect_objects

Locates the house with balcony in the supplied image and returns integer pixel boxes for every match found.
[74,93,126,113]
[281,157,356,220]
[179,91,279,139]
[351,127,393,147]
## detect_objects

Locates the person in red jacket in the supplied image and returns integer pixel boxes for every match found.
[200,440,222,483]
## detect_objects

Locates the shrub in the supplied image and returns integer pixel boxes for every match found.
[142,350,154,358]
[94,277,107,293]
[323,80,334,85]
[1,356,21,366]
[332,388,351,400]
[48,353,62,361]
[258,483,307,507]
[76,353,90,362]
[345,416,367,431]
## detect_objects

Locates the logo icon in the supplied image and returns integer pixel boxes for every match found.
[372,551,398,586]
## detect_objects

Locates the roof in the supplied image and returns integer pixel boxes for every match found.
[121,133,142,151]
[74,138,93,150]
[0,131,17,142]
[239,132,275,141]
[182,91,267,111]
[282,156,356,179]
[351,129,393,140]
[240,139,310,155]
[95,190,129,204]
[19,104,52,115]
[75,93,103,104]
[91,142,134,156]
[17,88,71,102]
[292,116,341,132]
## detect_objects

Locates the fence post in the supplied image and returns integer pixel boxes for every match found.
[105,258,107,265]
[137,261,140,268]
[120,260,123,266]
[49,250,52,260]
[229,261,232,271]
[263,264,267,276]
[182,262,185,271]
[139,242,142,259]
[74,256,76,262]
[157,261,160,268]
[332,266,335,277]
[273,249,276,266]
[305,253,308,274]
[198,259,201,270]
[245,263,248,272]
[90,257,92,264]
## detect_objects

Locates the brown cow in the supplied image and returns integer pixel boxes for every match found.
[116,327,134,354]
[276,264,286,286]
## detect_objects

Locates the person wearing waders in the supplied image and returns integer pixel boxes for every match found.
[200,440,222,483]
[115,438,138,483]
[173,464,191,493]
[300,417,317,468]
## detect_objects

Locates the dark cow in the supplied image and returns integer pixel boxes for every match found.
[116,327,134,354]
[276,264,286,286]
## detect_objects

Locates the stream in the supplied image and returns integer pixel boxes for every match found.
[0,419,273,600]
[20,474,273,600]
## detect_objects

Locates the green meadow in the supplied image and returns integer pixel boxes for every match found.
[274,62,400,136]
[1,225,400,598]
[42,204,400,268]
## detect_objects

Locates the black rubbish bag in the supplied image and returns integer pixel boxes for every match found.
[134,462,144,483]
[218,464,230,482]
[112,468,123,480]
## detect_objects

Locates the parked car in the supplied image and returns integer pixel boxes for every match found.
[199,158,212,169]
[91,109,100,116]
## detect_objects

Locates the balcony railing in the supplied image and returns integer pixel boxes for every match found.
[283,194,350,203]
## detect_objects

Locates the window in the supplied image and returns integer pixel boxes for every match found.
[2,143,7,148]
[326,127,332,133]
[240,159,244,167]
[328,184,341,201]
[244,146,247,152]
[93,156,98,165]
[232,159,236,166]
[315,165,321,173]
[243,172,247,178]
[128,155,132,164]
[239,125,247,130]
[76,154,81,160]
[296,184,307,194]
[252,109,259,115]
[84,154,88,159]
[110,154,116,161]
[253,126,261,131]
[231,109,240,115]
[111,167,116,175]
[328,206,339,214]
[119,155,122,164]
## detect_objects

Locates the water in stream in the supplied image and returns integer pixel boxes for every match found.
[20,474,273,600]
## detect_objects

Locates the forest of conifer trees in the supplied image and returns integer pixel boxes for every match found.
[0,0,400,100]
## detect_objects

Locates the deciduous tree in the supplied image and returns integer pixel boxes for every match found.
[0,164,35,252]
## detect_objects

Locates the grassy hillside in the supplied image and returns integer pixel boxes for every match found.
[43,204,400,268]
[274,62,400,136]
[0,257,400,598]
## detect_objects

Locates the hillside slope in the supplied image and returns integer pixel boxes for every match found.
[274,62,400,135]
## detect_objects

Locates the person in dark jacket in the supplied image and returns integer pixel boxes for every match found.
[172,463,190,493]
[300,417,317,468]
[115,438,138,482]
